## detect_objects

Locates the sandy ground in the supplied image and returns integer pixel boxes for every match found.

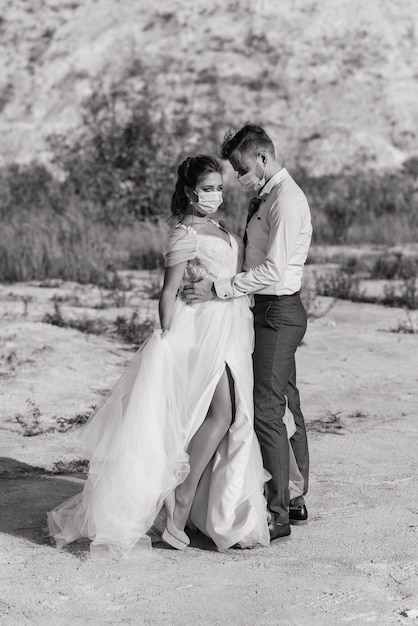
[1,274,418,626]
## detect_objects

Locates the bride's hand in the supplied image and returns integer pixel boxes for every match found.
[160,329,169,339]
[182,277,215,303]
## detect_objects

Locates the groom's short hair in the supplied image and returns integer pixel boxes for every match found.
[218,124,275,160]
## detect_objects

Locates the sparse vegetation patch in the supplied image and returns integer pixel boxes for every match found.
[114,312,154,348]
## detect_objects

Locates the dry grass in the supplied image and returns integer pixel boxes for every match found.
[0,207,168,284]
[388,310,417,334]
[113,312,154,348]
[1,82,417,287]
[43,302,108,335]
[1,82,417,286]
[50,459,89,474]
[14,398,96,437]
[306,411,346,435]
[42,301,155,349]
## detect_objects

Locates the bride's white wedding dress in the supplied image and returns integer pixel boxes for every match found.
[47,221,303,557]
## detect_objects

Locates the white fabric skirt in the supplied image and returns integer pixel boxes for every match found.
[47,297,303,557]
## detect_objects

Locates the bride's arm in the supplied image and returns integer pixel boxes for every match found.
[158,262,187,335]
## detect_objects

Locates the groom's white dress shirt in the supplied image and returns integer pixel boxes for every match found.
[214,168,312,298]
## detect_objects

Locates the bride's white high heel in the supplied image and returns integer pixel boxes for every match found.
[162,492,190,550]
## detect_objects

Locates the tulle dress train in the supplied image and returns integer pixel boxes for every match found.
[47,223,304,558]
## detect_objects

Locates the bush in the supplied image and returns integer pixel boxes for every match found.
[293,166,418,245]
[323,202,358,244]
[389,310,417,334]
[124,221,167,270]
[382,277,418,310]
[0,161,62,220]
[1,82,418,286]
[14,398,43,437]
[340,256,371,275]
[51,459,89,473]
[0,81,186,282]
[113,312,154,348]
[143,278,163,300]
[315,256,418,310]
[14,404,95,437]
[43,302,108,335]
[48,85,183,222]
[370,253,417,280]
[315,269,365,301]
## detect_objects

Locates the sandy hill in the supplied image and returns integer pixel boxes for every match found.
[0,0,417,175]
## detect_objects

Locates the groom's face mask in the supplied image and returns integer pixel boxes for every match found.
[234,153,267,192]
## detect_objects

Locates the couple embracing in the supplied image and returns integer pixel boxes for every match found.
[48,124,313,556]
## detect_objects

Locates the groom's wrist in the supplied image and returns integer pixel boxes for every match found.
[213,278,234,300]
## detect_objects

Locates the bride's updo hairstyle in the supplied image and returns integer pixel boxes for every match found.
[171,155,223,217]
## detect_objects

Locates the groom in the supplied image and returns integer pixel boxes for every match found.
[183,124,312,542]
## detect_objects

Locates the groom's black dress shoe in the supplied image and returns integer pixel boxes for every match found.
[269,518,291,543]
[289,504,308,525]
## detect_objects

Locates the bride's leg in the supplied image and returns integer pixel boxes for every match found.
[173,366,234,531]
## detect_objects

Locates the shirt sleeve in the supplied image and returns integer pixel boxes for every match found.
[214,199,303,299]
[164,227,197,268]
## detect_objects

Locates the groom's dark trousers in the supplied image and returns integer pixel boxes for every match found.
[252,292,309,525]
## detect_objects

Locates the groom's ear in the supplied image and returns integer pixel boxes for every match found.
[258,152,268,164]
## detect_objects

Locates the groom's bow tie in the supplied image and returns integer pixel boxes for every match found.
[243,197,263,245]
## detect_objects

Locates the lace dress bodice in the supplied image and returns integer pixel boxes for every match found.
[164,221,241,282]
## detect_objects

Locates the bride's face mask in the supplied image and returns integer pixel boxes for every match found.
[238,155,267,192]
[191,190,223,214]
[188,171,224,215]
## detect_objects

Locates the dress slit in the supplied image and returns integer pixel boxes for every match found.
[47,231,273,555]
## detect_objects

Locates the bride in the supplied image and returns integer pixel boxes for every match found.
[47,155,303,557]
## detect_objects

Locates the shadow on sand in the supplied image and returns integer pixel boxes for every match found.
[0,457,216,557]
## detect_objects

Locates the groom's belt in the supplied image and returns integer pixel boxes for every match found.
[253,291,300,302]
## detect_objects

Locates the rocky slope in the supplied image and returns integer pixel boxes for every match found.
[0,0,417,175]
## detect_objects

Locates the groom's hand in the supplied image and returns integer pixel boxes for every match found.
[182,277,215,303]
